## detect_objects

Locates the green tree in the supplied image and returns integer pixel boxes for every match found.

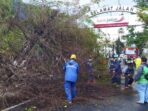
[123,26,148,54]
[115,38,124,55]
[135,0,148,24]
[134,0,148,55]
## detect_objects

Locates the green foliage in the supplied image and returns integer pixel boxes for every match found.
[80,28,98,50]
[123,26,148,54]
[123,26,136,45]
[25,106,36,111]
[0,28,25,55]
[0,0,13,20]
[135,0,148,24]
[0,0,25,56]
[135,0,148,8]
[115,38,124,55]
[138,11,148,24]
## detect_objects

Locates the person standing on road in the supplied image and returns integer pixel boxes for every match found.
[134,57,148,104]
[63,54,79,104]
[134,56,141,72]
[111,57,122,86]
[109,57,116,77]
[124,59,134,88]
[86,57,95,84]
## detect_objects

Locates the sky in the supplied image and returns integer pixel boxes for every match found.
[22,0,143,41]
[23,0,136,6]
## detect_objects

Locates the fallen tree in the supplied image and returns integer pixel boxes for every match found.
[0,0,107,110]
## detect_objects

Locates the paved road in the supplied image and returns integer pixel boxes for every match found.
[65,89,148,111]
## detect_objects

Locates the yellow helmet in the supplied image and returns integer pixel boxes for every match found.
[70,54,76,60]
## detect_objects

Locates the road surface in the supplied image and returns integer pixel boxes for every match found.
[64,88,148,111]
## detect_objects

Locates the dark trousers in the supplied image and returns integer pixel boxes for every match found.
[125,75,133,87]
[112,75,121,85]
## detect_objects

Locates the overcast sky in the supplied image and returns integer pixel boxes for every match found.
[23,0,136,5]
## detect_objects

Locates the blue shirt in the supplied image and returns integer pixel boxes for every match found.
[86,61,93,73]
[63,59,79,82]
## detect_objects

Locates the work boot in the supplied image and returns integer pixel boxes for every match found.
[136,101,144,104]
[68,101,72,104]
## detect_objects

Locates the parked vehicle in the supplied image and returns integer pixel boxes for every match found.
[122,47,139,59]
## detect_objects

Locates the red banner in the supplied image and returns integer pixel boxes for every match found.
[94,22,128,28]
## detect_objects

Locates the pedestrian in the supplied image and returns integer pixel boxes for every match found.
[134,56,141,71]
[63,54,79,104]
[121,59,128,74]
[109,57,116,77]
[124,59,134,88]
[134,57,148,104]
[86,57,95,84]
[111,57,122,87]
[120,60,127,90]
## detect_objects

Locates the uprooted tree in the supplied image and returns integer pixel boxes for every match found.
[0,0,106,109]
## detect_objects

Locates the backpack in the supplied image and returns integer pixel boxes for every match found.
[143,66,148,80]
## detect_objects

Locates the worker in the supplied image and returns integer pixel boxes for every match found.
[63,54,79,104]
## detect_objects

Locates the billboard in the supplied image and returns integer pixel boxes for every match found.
[92,15,143,28]
[92,16,129,28]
